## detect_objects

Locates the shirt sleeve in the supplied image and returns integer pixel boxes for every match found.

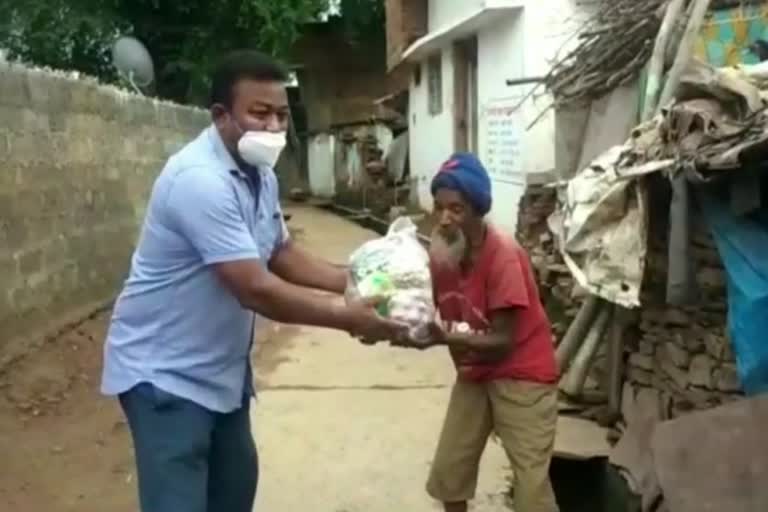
[165,168,261,265]
[268,209,291,260]
[487,255,530,311]
[277,206,290,246]
[264,169,290,253]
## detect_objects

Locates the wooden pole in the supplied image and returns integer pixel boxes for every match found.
[657,0,713,111]
[560,305,613,398]
[642,0,687,121]
[556,295,602,372]
[606,308,627,418]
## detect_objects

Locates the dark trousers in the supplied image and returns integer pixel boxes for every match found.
[119,383,258,512]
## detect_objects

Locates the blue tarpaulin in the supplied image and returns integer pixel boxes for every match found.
[697,188,768,396]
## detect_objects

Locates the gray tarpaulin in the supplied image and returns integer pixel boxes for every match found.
[609,413,663,512]
[664,60,768,175]
[552,59,768,308]
[611,395,768,512]
[552,154,671,308]
[551,126,674,308]
[662,60,768,304]
[651,395,768,512]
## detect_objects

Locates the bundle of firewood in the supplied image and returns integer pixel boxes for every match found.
[545,0,667,105]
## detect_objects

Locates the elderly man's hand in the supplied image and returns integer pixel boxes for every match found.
[426,321,448,345]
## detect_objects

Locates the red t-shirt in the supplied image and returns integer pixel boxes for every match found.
[431,226,559,384]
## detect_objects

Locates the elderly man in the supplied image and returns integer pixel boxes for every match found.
[413,153,560,512]
[101,50,405,512]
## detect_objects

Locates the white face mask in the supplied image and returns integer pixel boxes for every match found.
[237,130,286,168]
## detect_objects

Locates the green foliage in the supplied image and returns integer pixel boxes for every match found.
[0,0,330,104]
[0,0,386,104]
[0,2,126,82]
[338,0,386,47]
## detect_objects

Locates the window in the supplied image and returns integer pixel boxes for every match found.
[427,54,443,116]
[413,64,422,86]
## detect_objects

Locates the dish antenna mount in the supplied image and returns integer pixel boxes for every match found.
[111,36,155,95]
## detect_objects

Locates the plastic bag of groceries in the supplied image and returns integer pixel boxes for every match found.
[345,217,436,344]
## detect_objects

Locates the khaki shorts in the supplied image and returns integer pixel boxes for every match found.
[426,378,559,512]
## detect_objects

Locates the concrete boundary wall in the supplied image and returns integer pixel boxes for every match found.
[0,62,210,360]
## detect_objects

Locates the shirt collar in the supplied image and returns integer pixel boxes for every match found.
[206,124,248,179]
[206,124,272,183]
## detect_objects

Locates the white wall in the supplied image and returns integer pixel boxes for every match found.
[427,0,483,31]
[409,47,455,212]
[308,133,336,198]
[336,123,394,190]
[521,0,594,77]
[308,124,392,199]
[518,0,597,179]
[476,12,526,233]
[409,0,593,233]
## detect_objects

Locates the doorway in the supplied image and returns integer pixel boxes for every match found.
[453,36,478,153]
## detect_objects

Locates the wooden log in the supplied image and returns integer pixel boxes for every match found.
[560,305,613,397]
[657,0,714,110]
[642,0,686,121]
[556,296,602,372]
[544,0,667,104]
[606,308,628,418]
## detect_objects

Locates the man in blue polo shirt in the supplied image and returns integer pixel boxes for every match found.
[101,50,405,512]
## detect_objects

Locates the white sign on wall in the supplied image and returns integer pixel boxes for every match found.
[481,96,525,184]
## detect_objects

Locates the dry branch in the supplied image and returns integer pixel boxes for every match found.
[545,0,667,106]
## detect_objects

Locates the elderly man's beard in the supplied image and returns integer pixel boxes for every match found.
[429,228,467,269]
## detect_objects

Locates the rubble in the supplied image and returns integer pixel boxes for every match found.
[516,184,574,341]
[629,353,654,372]
[626,220,743,417]
[715,364,741,393]
[664,341,692,368]
[515,180,744,423]
[688,355,715,389]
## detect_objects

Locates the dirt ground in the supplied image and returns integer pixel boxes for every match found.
[0,309,289,511]
[0,309,137,511]
[0,206,514,512]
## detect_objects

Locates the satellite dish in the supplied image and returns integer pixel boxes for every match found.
[111,36,155,95]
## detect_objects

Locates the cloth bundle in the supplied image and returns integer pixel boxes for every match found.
[345,217,436,343]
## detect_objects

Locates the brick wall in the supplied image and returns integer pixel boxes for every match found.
[385,0,428,70]
[0,63,209,360]
[294,26,408,133]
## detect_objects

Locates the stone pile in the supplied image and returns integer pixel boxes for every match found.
[514,184,743,422]
[515,185,577,340]
[624,224,743,419]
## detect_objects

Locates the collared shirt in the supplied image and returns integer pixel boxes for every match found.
[101,125,288,413]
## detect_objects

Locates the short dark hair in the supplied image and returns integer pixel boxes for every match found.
[209,49,289,108]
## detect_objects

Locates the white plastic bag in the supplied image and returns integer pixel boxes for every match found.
[345,217,436,343]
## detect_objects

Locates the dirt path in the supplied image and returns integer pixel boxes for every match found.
[252,207,512,511]
[0,311,136,511]
[0,205,514,511]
